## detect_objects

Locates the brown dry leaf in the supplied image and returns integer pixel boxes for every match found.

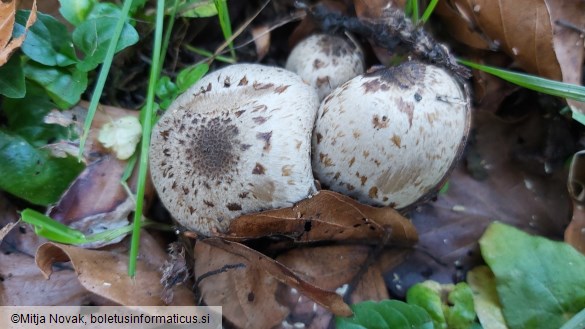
[0,251,105,305]
[1,196,101,305]
[199,238,352,316]
[0,0,16,49]
[271,246,403,328]
[35,235,195,306]
[566,150,585,254]
[47,156,134,248]
[194,240,289,329]
[434,1,492,50]
[0,0,36,66]
[544,0,585,113]
[387,111,571,295]
[439,0,561,80]
[225,190,418,246]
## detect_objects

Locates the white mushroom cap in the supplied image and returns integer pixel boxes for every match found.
[312,62,470,208]
[150,64,320,235]
[285,34,365,101]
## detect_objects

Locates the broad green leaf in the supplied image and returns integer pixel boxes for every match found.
[0,131,84,205]
[480,222,585,329]
[2,82,70,146]
[0,55,25,98]
[13,11,77,66]
[73,4,139,72]
[24,62,88,109]
[176,63,209,92]
[59,0,95,26]
[336,300,434,329]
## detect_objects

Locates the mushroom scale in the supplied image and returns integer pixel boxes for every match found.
[312,61,470,208]
[150,64,320,235]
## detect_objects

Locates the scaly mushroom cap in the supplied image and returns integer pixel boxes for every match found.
[312,62,470,208]
[150,64,319,235]
[286,34,365,101]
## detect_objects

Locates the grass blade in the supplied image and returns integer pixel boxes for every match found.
[128,0,165,277]
[78,0,134,160]
[458,59,585,102]
[458,59,585,125]
[214,0,236,59]
[421,0,439,23]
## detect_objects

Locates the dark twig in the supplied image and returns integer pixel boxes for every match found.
[300,1,471,79]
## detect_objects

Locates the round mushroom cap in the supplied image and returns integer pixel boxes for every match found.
[150,64,320,235]
[285,34,365,101]
[312,62,470,208]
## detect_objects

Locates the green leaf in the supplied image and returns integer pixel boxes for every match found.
[446,283,477,329]
[407,282,447,329]
[407,281,477,329]
[479,222,585,329]
[59,0,95,26]
[73,3,139,72]
[336,300,434,329]
[0,131,84,205]
[13,11,77,66]
[0,55,26,98]
[176,63,209,92]
[24,62,88,109]
[175,0,217,18]
[2,82,70,146]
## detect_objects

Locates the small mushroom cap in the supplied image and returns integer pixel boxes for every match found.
[285,34,365,101]
[150,64,319,235]
[312,62,470,208]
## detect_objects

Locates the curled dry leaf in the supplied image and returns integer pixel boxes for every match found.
[566,150,585,254]
[0,0,36,66]
[224,190,418,246]
[35,235,195,306]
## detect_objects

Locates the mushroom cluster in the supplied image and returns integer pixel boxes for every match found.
[150,53,469,235]
[150,64,319,235]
